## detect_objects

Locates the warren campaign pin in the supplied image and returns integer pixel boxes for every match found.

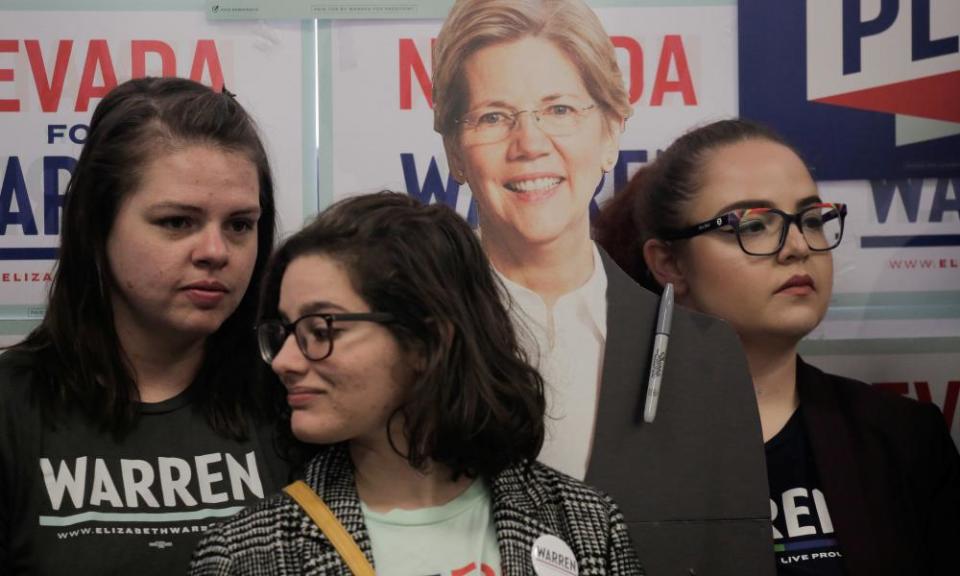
[531,534,579,576]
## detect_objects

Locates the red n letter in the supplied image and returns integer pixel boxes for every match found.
[76,39,118,112]
[611,36,643,104]
[190,40,224,91]
[650,35,697,106]
[399,38,432,109]
[132,40,176,79]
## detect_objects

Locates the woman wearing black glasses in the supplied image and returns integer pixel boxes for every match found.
[190,192,641,575]
[596,118,960,576]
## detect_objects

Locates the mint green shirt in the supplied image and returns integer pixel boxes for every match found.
[361,479,501,576]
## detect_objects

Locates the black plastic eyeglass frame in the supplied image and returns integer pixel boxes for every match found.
[256,312,394,364]
[662,202,848,256]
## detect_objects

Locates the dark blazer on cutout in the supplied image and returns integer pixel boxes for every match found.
[585,250,775,576]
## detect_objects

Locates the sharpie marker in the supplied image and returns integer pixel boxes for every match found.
[643,282,674,423]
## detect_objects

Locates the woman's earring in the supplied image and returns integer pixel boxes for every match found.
[602,157,616,174]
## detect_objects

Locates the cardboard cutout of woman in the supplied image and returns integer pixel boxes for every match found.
[434,1,775,574]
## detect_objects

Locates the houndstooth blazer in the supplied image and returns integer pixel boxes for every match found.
[189,444,643,575]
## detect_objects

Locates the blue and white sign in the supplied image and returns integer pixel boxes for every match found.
[739,0,960,180]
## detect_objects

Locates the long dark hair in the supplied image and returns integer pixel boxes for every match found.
[595,118,790,292]
[9,77,279,439]
[260,192,545,478]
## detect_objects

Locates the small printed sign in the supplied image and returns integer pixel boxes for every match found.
[206,0,454,20]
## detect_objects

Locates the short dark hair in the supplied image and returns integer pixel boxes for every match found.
[260,192,545,478]
[595,118,791,292]
[10,77,278,438]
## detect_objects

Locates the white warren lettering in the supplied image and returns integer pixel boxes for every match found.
[40,452,263,511]
[770,487,834,539]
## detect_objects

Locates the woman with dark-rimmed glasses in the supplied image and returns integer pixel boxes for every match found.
[596,118,960,576]
[190,192,642,575]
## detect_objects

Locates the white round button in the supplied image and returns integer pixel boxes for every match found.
[531,534,579,576]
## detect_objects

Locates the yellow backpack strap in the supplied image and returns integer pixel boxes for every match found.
[283,480,376,576]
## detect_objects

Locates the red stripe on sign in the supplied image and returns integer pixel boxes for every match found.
[812,70,960,123]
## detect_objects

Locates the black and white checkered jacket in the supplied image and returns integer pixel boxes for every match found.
[189,445,643,575]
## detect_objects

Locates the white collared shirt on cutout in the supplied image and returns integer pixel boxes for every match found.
[496,244,607,480]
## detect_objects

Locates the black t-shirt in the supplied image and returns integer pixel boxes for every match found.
[765,407,846,576]
[0,352,292,576]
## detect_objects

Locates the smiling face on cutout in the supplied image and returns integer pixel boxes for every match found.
[671,139,833,348]
[445,36,621,253]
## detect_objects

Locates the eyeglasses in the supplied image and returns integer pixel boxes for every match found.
[663,202,847,256]
[456,103,597,145]
[256,312,394,364]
